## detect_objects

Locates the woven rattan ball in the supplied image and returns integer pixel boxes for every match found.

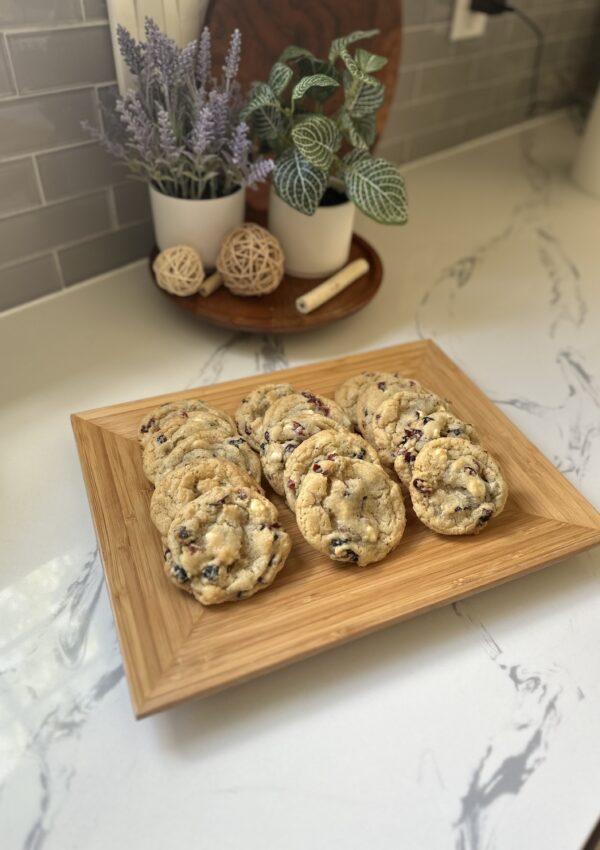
[153,245,205,296]
[217,224,284,297]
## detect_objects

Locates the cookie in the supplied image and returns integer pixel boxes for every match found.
[393,410,479,486]
[260,414,345,495]
[358,387,446,467]
[295,457,406,566]
[150,458,262,536]
[262,391,351,433]
[163,485,292,604]
[335,371,421,428]
[283,428,380,513]
[409,437,508,535]
[138,399,235,445]
[152,433,262,485]
[142,415,237,483]
[235,383,296,450]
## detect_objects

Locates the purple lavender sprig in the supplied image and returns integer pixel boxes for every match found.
[86,19,271,200]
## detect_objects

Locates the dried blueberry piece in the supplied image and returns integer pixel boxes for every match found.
[377,381,386,390]
[291,421,305,435]
[258,577,265,584]
[355,448,366,460]
[172,564,190,583]
[283,442,295,455]
[178,527,190,540]
[260,442,267,452]
[268,554,278,567]
[330,537,349,549]
[422,416,434,424]
[478,509,493,524]
[236,591,245,599]
[287,478,296,491]
[244,424,252,436]
[229,437,245,447]
[413,478,433,494]
[403,451,417,463]
[156,434,167,445]
[201,564,219,582]
[268,522,282,529]
[454,506,464,512]
[397,435,408,447]
[181,411,189,418]
[447,428,463,436]
[341,549,359,563]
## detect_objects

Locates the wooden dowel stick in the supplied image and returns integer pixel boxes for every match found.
[295,259,370,314]
[198,271,223,297]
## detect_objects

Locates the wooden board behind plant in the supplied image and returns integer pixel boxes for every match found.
[205,0,402,209]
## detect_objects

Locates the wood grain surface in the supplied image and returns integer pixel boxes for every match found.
[152,233,382,333]
[71,340,600,718]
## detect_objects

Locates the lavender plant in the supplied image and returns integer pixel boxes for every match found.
[86,19,273,200]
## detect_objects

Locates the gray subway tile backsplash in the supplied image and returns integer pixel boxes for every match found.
[0,0,599,311]
[0,157,41,216]
[0,89,98,157]
[37,142,126,201]
[58,220,155,285]
[0,254,61,311]
[113,181,152,226]
[7,25,115,94]
[0,35,14,97]
[0,0,82,29]
[0,191,110,265]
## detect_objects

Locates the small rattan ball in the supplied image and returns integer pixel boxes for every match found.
[153,245,205,296]
[217,223,284,297]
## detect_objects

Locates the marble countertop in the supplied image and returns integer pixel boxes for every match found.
[1,112,599,850]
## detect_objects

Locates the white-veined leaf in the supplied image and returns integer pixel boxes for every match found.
[345,156,408,225]
[292,73,339,102]
[242,82,280,115]
[278,45,314,64]
[355,47,387,73]
[273,148,327,215]
[350,80,385,117]
[250,105,290,142]
[268,62,293,97]
[329,29,379,62]
[339,112,369,149]
[291,115,340,170]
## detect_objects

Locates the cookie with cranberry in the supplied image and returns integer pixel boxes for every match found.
[262,391,351,433]
[163,485,291,605]
[138,399,235,445]
[358,387,446,467]
[151,432,262,486]
[260,414,345,495]
[235,383,296,450]
[142,415,237,483]
[393,410,479,486]
[283,428,380,513]
[409,437,507,535]
[295,456,405,566]
[150,458,262,536]
[335,371,421,429]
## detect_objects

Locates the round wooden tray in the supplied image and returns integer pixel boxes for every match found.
[151,233,382,334]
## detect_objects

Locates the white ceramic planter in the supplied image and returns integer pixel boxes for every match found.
[268,185,355,278]
[149,185,245,269]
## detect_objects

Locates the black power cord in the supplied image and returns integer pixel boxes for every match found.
[470,0,544,117]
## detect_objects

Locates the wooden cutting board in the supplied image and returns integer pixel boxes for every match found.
[71,340,600,718]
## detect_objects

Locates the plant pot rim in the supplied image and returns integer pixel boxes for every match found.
[149,184,245,203]
[269,184,354,214]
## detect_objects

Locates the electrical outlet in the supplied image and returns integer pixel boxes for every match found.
[450,0,488,40]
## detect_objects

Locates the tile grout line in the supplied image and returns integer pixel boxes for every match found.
[30,154,47,205]
[0,77,118,102]
[1,20,109,35]
[2,31,19,96]
[0,139,102,166]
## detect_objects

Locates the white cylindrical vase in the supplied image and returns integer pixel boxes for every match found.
[149,185,245,270]
[572,84,600,199]
[268,185,355,278]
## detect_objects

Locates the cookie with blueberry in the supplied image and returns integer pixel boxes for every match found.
[409,437,508,535]
[163,485,292,605]
[295,456,406,566]
[262,390,352,434]
[138,399,235,445]
[142,415,238,483]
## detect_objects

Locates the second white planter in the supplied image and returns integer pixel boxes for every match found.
[268,185,355,278]
[149,185,245,269]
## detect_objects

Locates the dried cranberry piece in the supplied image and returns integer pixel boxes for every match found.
[244,424,251,436]
[377,382,386,390]
[413,478,433,494]
[404,428,423,439]
[326,452,338,460]
[263,430,270,443]
[404,451,417,463]
[283,442,295,455]
[286,478,296,491]
[291,421,305,435]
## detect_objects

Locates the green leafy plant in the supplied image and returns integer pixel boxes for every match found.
[243,30,408,224]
